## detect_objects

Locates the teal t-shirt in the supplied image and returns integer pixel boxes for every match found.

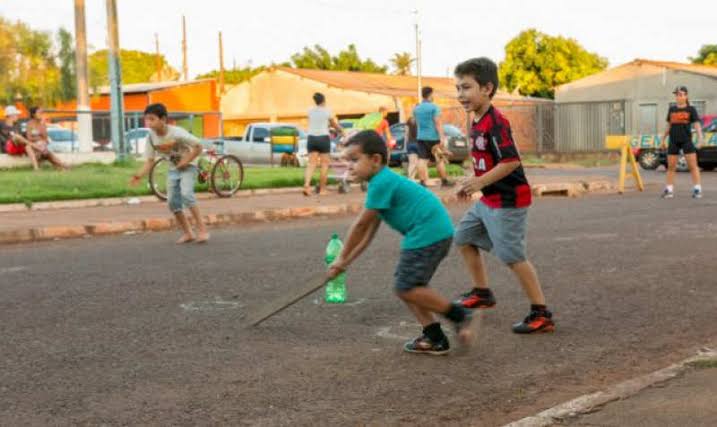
[413,101,441,141]
[365,167,454,250]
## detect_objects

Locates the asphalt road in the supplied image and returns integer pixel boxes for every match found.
[2,179,716,426]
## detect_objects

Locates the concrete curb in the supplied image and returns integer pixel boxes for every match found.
[0,186,327,213]
[501,346,717,427]
[0,181,613,245]
[0,174,616,213]
[0,201,366,245]
[531,180,615,198]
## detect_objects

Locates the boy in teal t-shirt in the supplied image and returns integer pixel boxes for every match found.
[326,130,475,355]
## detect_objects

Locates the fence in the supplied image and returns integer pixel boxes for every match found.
[555,101,626,152]
[440,101,556,154]
[41,100,628,156]
[43,110,223,155]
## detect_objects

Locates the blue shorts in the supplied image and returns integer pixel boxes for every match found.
[167,166,198,213]
[394,238,452,293]
[407,142,419,155]
[454,201,528,264]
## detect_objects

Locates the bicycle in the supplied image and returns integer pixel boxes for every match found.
[149,148,244,201]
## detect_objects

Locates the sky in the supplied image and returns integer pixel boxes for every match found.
[0,0,714,78]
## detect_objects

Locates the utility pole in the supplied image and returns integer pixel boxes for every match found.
[182,15,188,81]
[154,33,161,81]
[413,9,422,100]
[73,0,93,153]
[218,31,225,93]
[106,0,126,159]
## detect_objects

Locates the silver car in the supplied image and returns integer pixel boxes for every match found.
[47,128,79,153]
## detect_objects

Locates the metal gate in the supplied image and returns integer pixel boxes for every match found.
[556,101,625,152]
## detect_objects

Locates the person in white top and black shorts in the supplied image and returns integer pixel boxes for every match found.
[304,92,343,196]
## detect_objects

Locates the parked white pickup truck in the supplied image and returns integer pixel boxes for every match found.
[224,123,312,166]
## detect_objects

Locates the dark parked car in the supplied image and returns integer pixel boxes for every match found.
[637,131,716,173]
[388,123,470,167]
[636,118,717,172]
[638,146,717,172]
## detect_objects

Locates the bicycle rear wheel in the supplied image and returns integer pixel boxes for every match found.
[211,154,244,197]
[149,158,170,201]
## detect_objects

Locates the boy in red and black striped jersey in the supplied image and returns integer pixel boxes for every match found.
[452,58,554,334]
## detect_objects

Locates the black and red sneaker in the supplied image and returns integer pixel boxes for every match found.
[512,310,555,334]
[456,288,496,309]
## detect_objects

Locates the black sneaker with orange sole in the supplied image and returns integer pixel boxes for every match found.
[456,288,497,309]
[403,334,451,356]
[512,310,555,334]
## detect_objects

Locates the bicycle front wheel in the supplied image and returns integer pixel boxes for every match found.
[149,158,170,201]
[211,154,244,197]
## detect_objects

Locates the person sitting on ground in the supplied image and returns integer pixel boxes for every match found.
[25,106,68,170]
[1,106,66,171]
[1,106,27,155]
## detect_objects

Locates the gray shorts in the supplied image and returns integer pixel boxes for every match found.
[394,238,452,293]
[454,201,528,264]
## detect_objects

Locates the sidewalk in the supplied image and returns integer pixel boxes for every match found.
[505,347,717,427]
[0,172,617,244]
[562,361,717,426]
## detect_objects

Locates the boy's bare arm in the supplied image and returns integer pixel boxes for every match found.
[330,117,344,134]
[661,124,670,149]
[694,122,704,148]
[458,161,520,198]
[129,158,155,186]
[11,132,31,146]
[434,116,446,145]
[329,209,381,274]
[176,144,203,170]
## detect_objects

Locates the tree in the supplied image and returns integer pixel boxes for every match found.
[57,27,75,101]
[389,52,414,76]
[0,17,61,105]
[195,66,266,85]
[88,49,178,92]
[690,44,717,66]
[291,45,333,70]
[499,29,608,98]
[290,44,387,73]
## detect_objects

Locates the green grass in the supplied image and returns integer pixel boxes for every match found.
[688,359,717,369]
[521,153,620,168]
[521,154,550,166]
[0,161,467,204]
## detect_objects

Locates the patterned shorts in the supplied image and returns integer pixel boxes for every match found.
[394,237,452,293]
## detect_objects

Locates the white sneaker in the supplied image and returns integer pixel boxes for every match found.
[692,188,703,199]
[661,189,674,199]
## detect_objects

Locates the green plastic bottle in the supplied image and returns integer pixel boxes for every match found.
[325,233,347,303]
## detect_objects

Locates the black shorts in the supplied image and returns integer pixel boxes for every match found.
[417,139,440,161]
[307,135,331,154]
[668,140,697,155]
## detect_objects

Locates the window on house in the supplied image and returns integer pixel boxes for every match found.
[669,100,706,122]
[638,104,657,134]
